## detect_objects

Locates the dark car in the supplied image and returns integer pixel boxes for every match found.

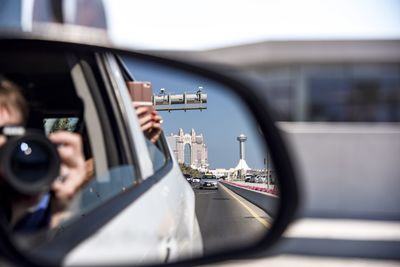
[184,174,193,183]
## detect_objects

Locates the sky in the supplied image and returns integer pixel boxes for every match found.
[110,0,400,169]
[123,57,268,169]
[104,0,400,50]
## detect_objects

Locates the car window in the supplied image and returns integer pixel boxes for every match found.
[115,55,169,173]
[67,57,139,216]
[79,165,136,213]
[0,47,141,255]
[203,175,217,179]
[145,138,167,171]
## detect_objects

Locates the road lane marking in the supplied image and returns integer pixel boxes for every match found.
[220,184,271,228]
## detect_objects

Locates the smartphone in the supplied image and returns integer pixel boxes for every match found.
[127,81,153,106]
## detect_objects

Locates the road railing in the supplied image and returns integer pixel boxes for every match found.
[223,181,279,195]
[220,181,279,217]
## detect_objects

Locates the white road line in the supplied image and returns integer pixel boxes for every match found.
[220,184,271,228]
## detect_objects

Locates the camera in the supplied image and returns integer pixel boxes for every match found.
[0,126,60,195]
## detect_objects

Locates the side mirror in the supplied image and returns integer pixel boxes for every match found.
[0,36,298,266]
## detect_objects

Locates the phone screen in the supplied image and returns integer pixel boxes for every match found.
[43,117,80,135]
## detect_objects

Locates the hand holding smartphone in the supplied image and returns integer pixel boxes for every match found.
[128,81,162,143]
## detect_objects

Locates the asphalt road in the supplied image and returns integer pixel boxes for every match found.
[192,182,273,255]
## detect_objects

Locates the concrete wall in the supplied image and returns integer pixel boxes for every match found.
[222,182,279,217]
[279,123,400,220]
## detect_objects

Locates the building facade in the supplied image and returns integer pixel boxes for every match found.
[194,40,400,122]
[167,128,209,171]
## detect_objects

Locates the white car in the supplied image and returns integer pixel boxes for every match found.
[192,177,201,183]
[256,175,267,183]
[199,175,219,190]
[0,35,203,266]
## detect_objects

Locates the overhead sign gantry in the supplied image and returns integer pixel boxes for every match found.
[153,87,207,112]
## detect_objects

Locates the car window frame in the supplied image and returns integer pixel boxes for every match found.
[100,52,155,179]
[30,49,177,264]
[114,54,172,173]
[0,44,148,264]
[17,48,174,264]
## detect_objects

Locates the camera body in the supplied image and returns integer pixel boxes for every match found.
[0,126,60,195]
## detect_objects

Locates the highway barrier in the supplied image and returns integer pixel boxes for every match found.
[221,181,279,217]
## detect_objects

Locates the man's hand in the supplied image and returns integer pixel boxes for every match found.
[48,131,86,212]
[133,103,162,144]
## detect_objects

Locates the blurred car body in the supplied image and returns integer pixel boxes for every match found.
[0,37,204,265]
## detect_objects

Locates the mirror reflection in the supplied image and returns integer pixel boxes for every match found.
[122,57,280,256]
[0,47,279,265]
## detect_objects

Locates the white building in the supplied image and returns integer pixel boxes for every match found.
[167,128,209,171]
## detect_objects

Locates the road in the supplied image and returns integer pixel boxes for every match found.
[192,182,272,255]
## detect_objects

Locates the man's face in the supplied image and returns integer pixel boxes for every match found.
[0,105,23,146]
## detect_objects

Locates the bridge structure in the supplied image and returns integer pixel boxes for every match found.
[152,87,207,112]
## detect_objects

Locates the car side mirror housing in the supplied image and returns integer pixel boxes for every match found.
[0,35,298,267]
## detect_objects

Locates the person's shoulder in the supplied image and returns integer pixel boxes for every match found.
[13,193,52,233]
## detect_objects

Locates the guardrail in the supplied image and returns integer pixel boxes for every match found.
[227,181,279,195]
[221,181,279,217]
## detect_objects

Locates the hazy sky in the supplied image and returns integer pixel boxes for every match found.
[104,0,400,50]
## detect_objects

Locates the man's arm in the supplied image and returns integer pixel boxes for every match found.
[48,131,86,227]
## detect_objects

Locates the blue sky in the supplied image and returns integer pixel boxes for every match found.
[123,57,268,169]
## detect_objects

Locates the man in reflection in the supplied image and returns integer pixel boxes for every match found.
[0,78,163,232]
[0,79,86,231]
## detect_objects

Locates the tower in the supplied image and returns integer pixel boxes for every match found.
[235,134,250,179]
[237,134,247,160]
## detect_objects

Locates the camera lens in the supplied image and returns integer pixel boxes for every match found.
[0,129,60,195]
[10,141,50,183]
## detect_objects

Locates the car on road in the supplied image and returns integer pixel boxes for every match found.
[199,174,219,190]
[248,175,260,183]
[192,177,201,183]
[256,175,267,183]
[184,174,193,183]
[244,174,252,182]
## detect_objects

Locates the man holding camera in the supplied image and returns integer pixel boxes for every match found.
[0,79,86,231]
